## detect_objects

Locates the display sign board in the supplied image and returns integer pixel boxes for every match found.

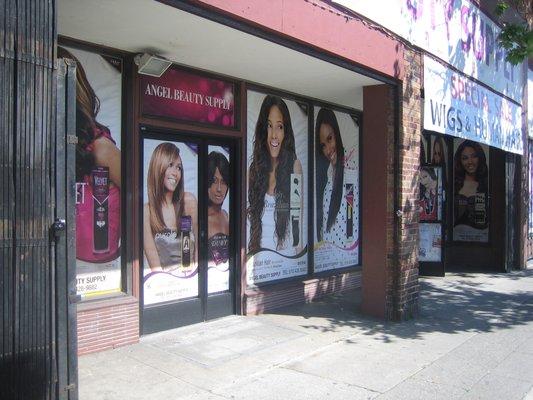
[424,56,523,155]
[140,67,235,128]
[333,0,524,104]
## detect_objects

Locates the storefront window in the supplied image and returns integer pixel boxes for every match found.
[60,45,124,299]
[529,140,533,237]
[314,108,360,272]
[246,91,308,285]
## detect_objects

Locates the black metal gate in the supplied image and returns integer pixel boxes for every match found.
[504,153,518,272]
[1,1,78,399]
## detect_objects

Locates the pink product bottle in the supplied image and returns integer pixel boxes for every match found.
[92,167,110,253]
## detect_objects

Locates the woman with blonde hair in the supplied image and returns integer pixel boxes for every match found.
[144,143,198,272]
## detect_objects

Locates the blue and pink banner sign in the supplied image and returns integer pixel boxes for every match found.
[140,67,235,128]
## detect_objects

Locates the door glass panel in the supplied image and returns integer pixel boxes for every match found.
[207,145,231,294]
[142,139,199,305]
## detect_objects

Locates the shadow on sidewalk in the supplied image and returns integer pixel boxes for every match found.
[268,269,533,344]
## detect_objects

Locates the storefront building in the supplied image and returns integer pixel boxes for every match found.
[55,0,529,355]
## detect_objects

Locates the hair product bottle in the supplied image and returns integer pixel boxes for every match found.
[92,167,110,253]
[181,216,192,268]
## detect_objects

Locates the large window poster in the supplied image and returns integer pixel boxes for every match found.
[529,141,533,237]
[453,139,490,242]
[246,91,308,285]
[314,108,360,272]
[60,46,123,298]
[143,139,199,305]
[207,145,231,294]
[419,166,442,222]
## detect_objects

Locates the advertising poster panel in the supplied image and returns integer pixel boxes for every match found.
[207,145,231,294]
[62,46,123,298]
[419,166,442,222]
[246,91,308,285]
[419,223,442,262]
[453,139,490,242]
[313,108,360,272]
[430,135,448,185]
[142,139,199,305]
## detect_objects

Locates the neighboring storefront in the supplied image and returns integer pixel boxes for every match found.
[335,0,529,275]
[59,0,419,354]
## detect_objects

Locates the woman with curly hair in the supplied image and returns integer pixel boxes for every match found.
[453,140,488,230]
[143,143,198,272]
[247,95,303,255]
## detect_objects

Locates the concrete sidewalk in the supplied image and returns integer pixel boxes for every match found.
[79,270,533,399]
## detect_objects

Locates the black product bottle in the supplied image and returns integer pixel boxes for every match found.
[181,216,192,268]
[346,183,354,239]
[92,167,110,253]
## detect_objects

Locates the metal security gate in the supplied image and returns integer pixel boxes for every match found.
[1,1,78,399]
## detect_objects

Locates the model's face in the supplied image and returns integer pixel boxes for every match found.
[163,156,182,192]
[267,105,285,159]
[208,167,228,206]
[460,146,479,175]
[433,142,442,163]
[319,123,338,166]
[420,170,430,187]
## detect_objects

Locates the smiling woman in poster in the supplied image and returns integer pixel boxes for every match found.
[58,47,122,264]
[207,151,230,265]
[419,167,438,221]
[454,140,488,235]
[248,95,303,255]
[144,143,198,272]
[315,108,357,247]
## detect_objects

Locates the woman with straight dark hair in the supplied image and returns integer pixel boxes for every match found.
[207,151,230,265]
[248,95,303,255]
[419,167,438,221]
[453,140,488,229]
[315,108,357,245]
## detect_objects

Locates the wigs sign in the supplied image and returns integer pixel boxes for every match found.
[140,68,235,128]
[424,57,523,155]
[246,91,308,285]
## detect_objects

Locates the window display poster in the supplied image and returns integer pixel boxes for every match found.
[207,145,231,294]
[142,139,199,305]
[419,166,442,222]
[314,107,360,272]
[246,91,308,285]
[453,139,489,242]
[419,223,442,262]
[62,46,123,298]
[529,141,533,236]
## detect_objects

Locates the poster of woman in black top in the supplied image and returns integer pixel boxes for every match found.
[453,139,489,242]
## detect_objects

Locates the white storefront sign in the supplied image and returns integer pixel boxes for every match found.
[424,56,523,155]
[333,0,523,104]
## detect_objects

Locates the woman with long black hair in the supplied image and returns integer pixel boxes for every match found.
[247,95,303,255]
[315,108,357,246]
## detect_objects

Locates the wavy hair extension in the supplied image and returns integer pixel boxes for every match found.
[248,95,296,253]
[315,108,345,241]
[147,143,184,235]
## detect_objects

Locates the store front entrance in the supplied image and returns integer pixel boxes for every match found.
[140,129,238,334]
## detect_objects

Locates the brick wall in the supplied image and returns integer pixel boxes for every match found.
[245,271,362,315]
[77,297,139,355]
[392,47,422,320]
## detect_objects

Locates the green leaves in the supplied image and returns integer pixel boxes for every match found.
[494,1,532,65]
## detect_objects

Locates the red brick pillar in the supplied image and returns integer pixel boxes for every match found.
[362,48,421,320]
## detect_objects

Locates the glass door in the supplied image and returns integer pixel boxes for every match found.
[141,131,236,334]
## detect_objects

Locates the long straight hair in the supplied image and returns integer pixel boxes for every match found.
[315,108,344,241]
[147,143,184,234]
[248,95,296,253]
[454,140,488,195]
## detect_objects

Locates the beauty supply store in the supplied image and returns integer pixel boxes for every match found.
[59,1,392,336]
[419,56,524,275]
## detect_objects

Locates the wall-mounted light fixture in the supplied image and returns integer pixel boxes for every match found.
[134,53,172,77]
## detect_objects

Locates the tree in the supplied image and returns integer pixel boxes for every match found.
[495,1,532,65]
